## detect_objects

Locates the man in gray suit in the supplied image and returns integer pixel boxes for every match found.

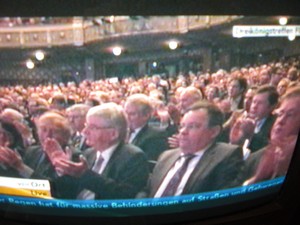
[142,101,243,198]
[53,103,149,200]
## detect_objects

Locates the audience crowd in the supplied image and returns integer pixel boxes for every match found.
[0,55,299,199]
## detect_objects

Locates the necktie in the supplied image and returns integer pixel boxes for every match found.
[92,155,104,173]
[77,155,104,200]
[128,128,136,143]
[161,154,195,197]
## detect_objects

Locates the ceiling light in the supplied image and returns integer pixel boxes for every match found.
[279,17,288,26]
[288,33,296,41]
[35,50,45,61]
[109,16,115,23]
[112,46,122,56]
[26,59,35,69]
[168,41,178,50]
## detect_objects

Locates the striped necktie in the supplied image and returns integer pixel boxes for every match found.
[160,154,195,197]
[76,155,104,200]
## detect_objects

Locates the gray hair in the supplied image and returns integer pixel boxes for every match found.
[87,103,128,143]
[125,93,153,116]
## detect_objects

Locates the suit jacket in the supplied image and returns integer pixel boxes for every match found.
[147,142,243,197]
[236,148,265,184]
[131,124,169,161]
[249,115,276,152]
[54,143,149,200]
[23,145,57,179]
[22,145,81,180]
[0,165,21,178]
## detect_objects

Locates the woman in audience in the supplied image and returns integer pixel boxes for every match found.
[0,120,25,176]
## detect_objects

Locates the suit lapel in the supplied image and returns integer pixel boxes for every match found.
[151,150,181,196]
[101,144,122,177]
[84,148,97,169]
[132,124,148,145]
[183,143,217,193]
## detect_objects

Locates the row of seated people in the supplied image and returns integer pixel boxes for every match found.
[0,58,299,200]
[0,87,300,199]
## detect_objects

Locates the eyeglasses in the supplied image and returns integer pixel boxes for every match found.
[179,123,203,131]
[84,123,113,131]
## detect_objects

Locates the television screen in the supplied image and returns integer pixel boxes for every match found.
[0,2,299,224]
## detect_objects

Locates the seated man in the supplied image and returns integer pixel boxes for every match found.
[53,103,149,200]
[226,77,247,112]
[125,94,169,161]
[66,104,91,152]
[242,86,300,185]
[178,86,203,114]
[140,101,243,198]
[248,85,279,152]
[168,86,203,148]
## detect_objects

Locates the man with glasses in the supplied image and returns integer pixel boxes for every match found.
[66,104,91,152]
[53,103,149,200]
[139,101,243,198]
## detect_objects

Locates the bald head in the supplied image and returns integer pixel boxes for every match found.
[179,86,203,113]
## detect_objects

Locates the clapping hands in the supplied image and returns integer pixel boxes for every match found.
[168,134,179,149]
[42,138,88,177]
[0,146,24,171]
[43,138,71,166]
[54,155,88,177]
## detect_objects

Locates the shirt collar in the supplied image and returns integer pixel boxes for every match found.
[96,142,119,161]
[180,142,213,157]
[131,125,145,134]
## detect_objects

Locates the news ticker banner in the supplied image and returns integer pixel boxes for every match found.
[232,25,300,38]
[0,177,284,212]
[0,176,52,199]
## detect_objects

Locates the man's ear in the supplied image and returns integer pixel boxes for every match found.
[144,111,152,120]
[111,128,120,141]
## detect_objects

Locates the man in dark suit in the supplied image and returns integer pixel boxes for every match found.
[53,103,149,200]
[66,103,91,152]
[248,85,279,152]
[140,101,243,198]
[125,94,169,161]
[242,86,300,185]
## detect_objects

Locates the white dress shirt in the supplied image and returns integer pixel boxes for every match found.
[128,126,143,144]
[154,146,210,198]
[77,142,119,200]
[254,117,267,133]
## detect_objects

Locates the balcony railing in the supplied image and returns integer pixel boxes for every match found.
[0,16,241,48]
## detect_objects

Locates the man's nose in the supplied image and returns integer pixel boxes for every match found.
[179,126,188,134]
